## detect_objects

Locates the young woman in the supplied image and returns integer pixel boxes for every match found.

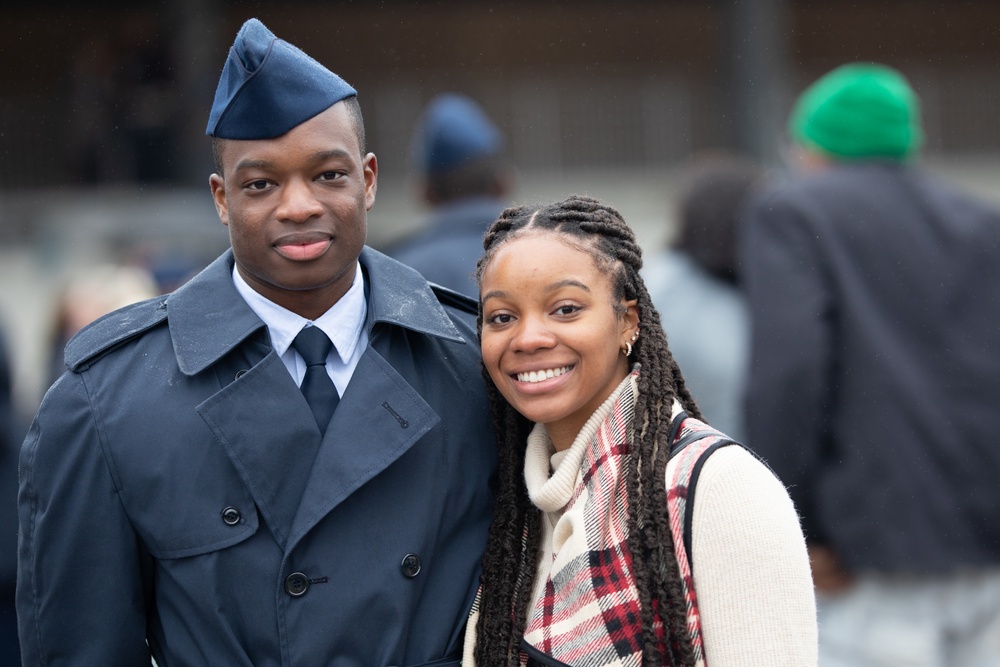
[466,195,817,666]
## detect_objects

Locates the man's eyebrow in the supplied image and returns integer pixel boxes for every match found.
[312,149,353,161]
[233,158,274,172]
[233,150,353,173]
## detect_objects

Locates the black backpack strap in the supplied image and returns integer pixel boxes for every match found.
[666,409,688,446]
[666,413,741,569]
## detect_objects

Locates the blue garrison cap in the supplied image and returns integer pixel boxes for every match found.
[206,19,357,139]
[412,93,504,174]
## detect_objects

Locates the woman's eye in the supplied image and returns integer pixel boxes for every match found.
[554,304,580,316]
[488,313,513,325]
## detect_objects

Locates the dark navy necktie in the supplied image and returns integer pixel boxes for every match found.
[292,326,340,433]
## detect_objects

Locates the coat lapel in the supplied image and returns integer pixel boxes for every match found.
[287,346,440,548]
[197,350,322,551]
[167,251,324,550]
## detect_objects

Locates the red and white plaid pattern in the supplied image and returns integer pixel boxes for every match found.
[665,418,730,667]
[519,371,722,666]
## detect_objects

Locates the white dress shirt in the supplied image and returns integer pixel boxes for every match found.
[232,263,368,397]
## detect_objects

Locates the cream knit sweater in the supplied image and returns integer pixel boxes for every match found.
[462,377,818,665]
[522,380,818,666]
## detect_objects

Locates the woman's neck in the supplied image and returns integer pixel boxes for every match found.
[547,423,578,452]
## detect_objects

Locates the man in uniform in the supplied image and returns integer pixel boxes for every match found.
[17,19,496,666]
[742,63,1000,665]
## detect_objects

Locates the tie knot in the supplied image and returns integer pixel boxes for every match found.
[292,326,333,367]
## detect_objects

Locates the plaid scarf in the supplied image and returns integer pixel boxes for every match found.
[521,371,644,665]
[520,370,710,667]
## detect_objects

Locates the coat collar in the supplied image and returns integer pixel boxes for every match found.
[168,247,464,376]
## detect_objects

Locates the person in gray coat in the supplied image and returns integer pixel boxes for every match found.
[643,153,767,442]
[17,19,496,666]
[742,62,1000,666]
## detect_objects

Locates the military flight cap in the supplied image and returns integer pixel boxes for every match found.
[411,93,504,174]
[206,18,357,139]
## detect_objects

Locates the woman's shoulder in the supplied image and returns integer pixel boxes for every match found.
[686,445,818,666]
[689,445,794,516]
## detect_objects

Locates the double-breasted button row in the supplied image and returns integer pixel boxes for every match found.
[281,555,421,600]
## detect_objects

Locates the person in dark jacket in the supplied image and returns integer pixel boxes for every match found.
[383,93,514,297]
[742,62,1000,666]
[17,19,496,666]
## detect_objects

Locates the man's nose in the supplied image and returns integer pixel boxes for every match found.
[276,178,324,223]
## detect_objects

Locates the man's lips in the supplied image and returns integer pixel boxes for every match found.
[274,233,333,261]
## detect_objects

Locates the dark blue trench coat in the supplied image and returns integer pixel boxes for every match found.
[17,248,497,666]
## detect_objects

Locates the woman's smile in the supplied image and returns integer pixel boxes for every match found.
[514,365,572,384]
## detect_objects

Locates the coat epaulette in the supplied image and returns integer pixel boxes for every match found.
[430,282,478,315]
[64,296,170,371]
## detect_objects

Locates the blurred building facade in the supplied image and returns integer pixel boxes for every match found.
[3,1,1000,194]
[2,0,1000,413]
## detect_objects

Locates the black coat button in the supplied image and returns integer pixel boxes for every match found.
[400,553,421,578]
[221,506,241,525]
[285,572,309,597]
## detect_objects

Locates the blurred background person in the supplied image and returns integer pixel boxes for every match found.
[383,92,514,297]
[45,263,159,387]
[642,152,767,442]
[0,324,18,665]
[742,63,1000,666]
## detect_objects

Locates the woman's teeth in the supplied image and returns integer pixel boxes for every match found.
[516,367,570,383]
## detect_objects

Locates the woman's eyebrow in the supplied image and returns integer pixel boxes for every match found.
[549,279,590,292]
[480,289,508,303]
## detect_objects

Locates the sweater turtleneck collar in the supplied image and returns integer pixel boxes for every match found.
[523,372,638,513]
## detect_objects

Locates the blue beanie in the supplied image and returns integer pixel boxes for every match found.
[206,19,357,139]
[411,94,504,174]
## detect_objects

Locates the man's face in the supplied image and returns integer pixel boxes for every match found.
[210,102,377,318]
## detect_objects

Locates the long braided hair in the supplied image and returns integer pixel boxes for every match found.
[473,194,704,666]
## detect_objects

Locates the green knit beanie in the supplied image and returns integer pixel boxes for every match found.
[789,63,923,161]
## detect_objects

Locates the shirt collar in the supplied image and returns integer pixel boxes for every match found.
[233,262,366,363]
[165,248,468,377]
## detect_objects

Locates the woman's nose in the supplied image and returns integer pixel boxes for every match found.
[511,315,556,352]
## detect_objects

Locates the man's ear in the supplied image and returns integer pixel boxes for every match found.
[363,153,378,211]
[209,173,229,226]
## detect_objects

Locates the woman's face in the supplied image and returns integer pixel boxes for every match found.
[480,232,638,448]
